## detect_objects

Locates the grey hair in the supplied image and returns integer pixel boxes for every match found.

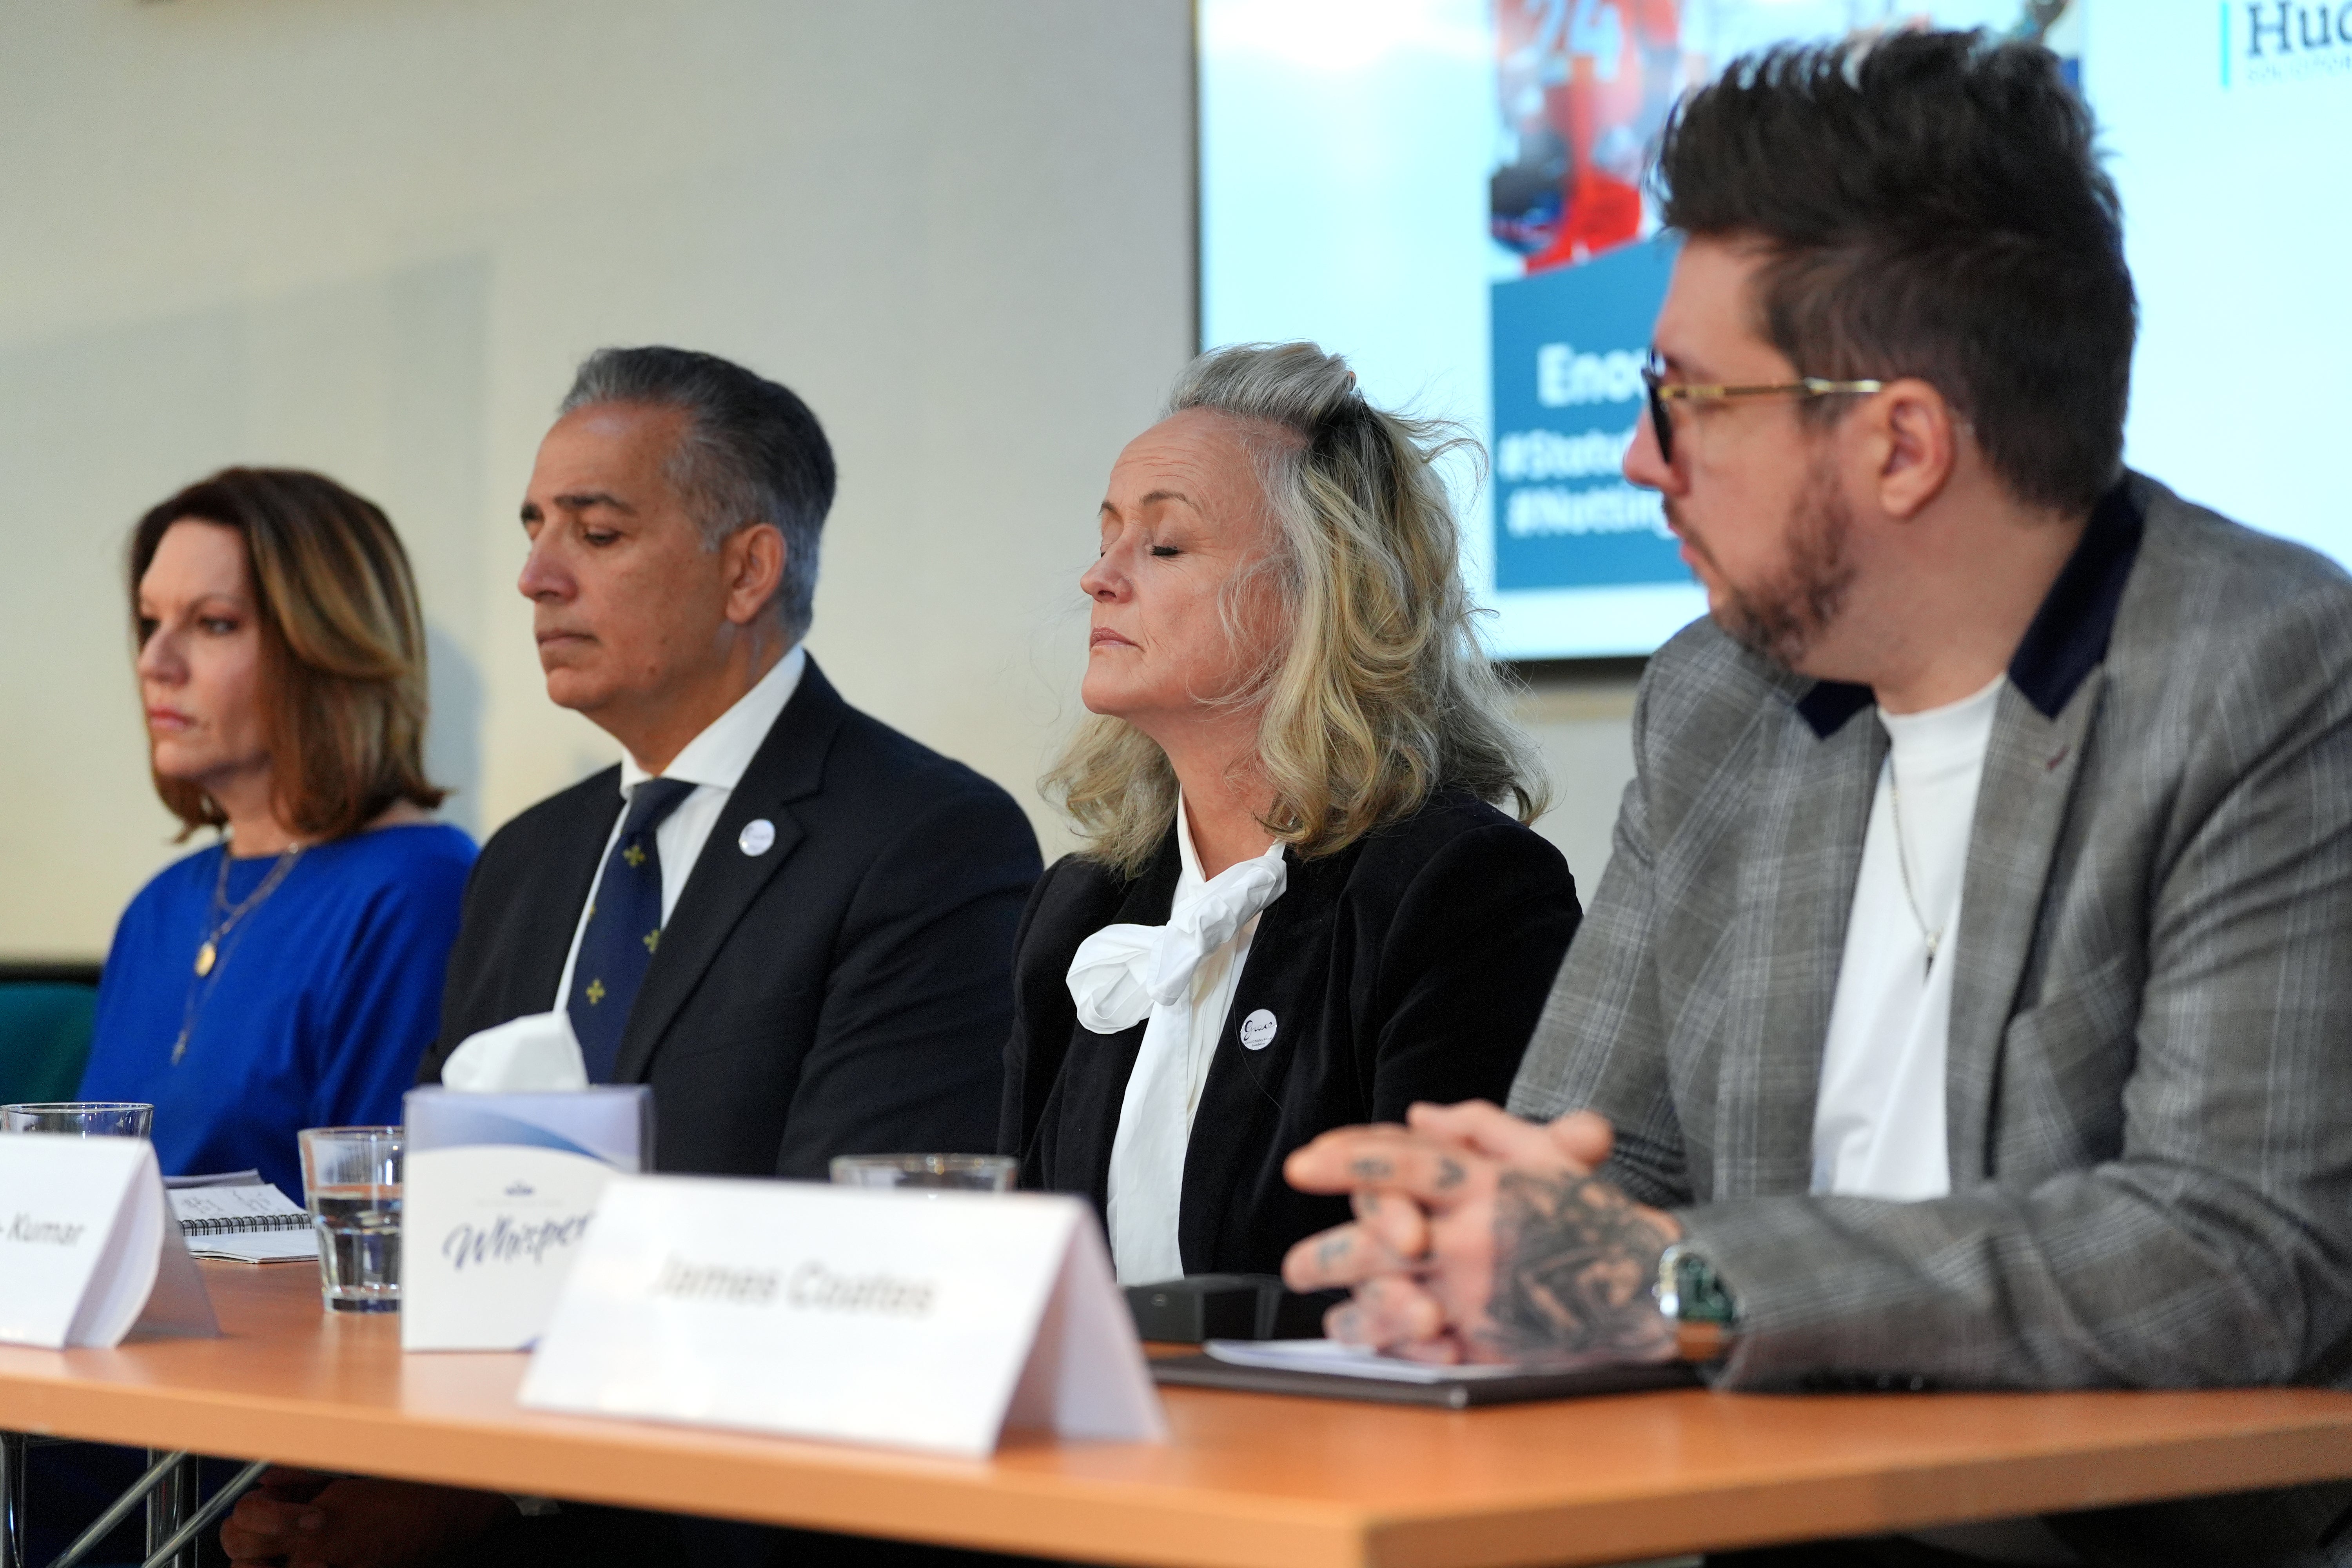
[559,346,837,639]
[1045,341,1550,875]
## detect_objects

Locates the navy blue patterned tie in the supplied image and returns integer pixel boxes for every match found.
[568,778,696,1083]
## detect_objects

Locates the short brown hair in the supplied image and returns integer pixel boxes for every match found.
[129,468,446,841]
[1656,31,2134,514]
[560,346,837,639]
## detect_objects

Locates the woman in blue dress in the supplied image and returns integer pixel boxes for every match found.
[78,467,476,1201]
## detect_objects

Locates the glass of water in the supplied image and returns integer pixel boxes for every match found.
[829,1153,1018,1192]
[298,1126,402,1313]
[0,1102,152,1138]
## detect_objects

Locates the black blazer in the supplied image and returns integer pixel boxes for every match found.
[424,660,1042,1178]
[1000,790,1579,1277]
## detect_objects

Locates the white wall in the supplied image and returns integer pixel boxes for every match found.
[1514,673,1636,908]
[0,0,1636,961]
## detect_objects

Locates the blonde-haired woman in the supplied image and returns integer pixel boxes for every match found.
[1001,343,1581,1286]
[80,468,473,1202]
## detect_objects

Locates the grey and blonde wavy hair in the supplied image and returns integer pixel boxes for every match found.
[1046,342,1549,877]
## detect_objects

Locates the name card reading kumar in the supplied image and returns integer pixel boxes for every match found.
[0,1135,218,1349]
[519,1177,1166,1456]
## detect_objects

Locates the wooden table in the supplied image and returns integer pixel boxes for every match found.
[5,1264,2352,1567]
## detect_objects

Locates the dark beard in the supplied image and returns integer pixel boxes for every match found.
[1697,457,1856,671]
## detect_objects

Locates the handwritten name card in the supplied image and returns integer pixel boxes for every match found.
[0,1135,218,1349]
[519,1177,1165,1456]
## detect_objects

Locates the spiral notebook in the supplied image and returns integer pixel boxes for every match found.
[165,1173,319,1264]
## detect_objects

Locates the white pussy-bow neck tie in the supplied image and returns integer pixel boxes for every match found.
[1066,840,1288,1283]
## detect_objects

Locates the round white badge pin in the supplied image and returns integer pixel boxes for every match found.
[1239,1009,1277,1051]
[738,818,776,857]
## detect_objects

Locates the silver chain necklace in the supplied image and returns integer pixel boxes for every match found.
[1887,771,1942,980]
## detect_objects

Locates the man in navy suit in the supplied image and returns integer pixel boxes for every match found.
[221,346,1040,1568]
[423,345,1040,1176]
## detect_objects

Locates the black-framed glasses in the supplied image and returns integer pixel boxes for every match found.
[1640,352,1886,466]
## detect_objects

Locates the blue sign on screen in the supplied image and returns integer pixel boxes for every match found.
[1489,238,1684,593]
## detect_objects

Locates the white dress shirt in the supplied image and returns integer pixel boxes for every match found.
[550,644,807,1009]
[1811,673,2002,1201]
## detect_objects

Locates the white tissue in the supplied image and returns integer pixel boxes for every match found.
[441,1011,590,1093]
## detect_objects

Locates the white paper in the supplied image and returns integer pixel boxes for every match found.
[64,1152,162,1347]
[441,1011,589,1093]
[0,1137,218,1348]
[520,1178,1166,1456]
[181,1230,319,1264]
[999,1217,1166,1439]
[133,1215,224,1339]
[1203,1338,1535,1383]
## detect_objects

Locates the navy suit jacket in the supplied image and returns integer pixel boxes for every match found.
[424,659,1041,1178]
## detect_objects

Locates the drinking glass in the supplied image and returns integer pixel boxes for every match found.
[298,1126,403,1313]
[0,1102,152,1138]
[829,1153,1018,1192]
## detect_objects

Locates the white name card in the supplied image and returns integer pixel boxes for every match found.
[0,1136,219,1349]
[400,1087,650,1352]
[519,1178,1167,1457]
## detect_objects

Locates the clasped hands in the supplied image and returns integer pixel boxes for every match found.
[1280,1101,1683,1367]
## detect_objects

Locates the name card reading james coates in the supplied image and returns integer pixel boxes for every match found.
[519,1178,1166,1456]
[0,1136,218,1349]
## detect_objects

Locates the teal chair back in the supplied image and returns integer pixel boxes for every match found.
[0,981,100,1105]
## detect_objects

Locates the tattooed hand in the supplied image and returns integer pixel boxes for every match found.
[1280,1100,1679,1368]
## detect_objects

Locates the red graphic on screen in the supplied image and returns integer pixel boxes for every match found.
[1492,0,1684,272]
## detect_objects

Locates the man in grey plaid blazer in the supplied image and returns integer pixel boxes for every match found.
[1283,29,2352,1568]
[1512,463,2352,1401]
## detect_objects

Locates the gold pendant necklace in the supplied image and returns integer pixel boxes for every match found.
[176,839,306,1064]
[193,841,304,975]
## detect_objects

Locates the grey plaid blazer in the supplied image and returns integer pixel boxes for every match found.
[1505,479,2352,1561]
[1511,475,2352,1561]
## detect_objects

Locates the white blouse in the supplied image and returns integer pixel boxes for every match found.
[1066,797,1287,1283]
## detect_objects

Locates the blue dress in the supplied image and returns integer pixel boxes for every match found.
[80,822,475,1200]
